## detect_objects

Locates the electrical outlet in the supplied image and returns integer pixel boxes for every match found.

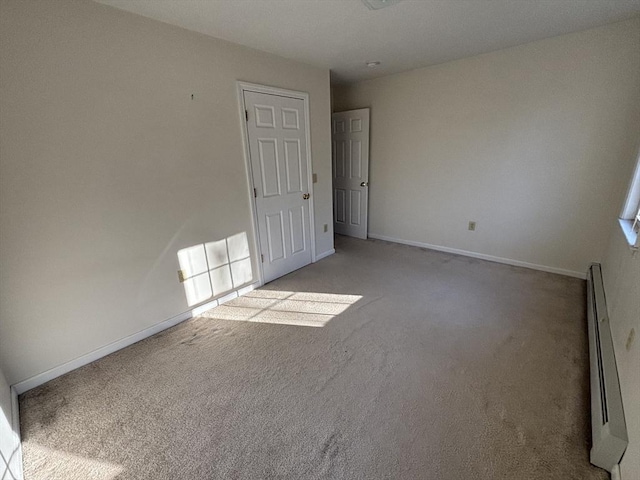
[178,269,187,283]
[468,221,476,231]
[323,224,328,233]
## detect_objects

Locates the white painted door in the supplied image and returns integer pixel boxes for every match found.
[244,91,313,283]
[332,108,370,239]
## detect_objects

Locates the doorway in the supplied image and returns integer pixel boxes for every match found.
[332,108,370,239]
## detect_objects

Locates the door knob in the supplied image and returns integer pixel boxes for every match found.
[360,181,368,187]
[303,193,310,200]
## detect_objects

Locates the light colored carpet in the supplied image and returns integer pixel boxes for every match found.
[19,236,606,480]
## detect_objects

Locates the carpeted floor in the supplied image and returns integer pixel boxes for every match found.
[19,236,606,480]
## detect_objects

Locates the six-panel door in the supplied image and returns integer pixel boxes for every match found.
[332,108,370,239]
[244,91,312,283]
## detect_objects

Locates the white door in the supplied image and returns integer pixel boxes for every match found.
[244,90,313,283]
[332,108,370,239]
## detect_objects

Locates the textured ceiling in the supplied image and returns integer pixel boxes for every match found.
[95,0,640,84]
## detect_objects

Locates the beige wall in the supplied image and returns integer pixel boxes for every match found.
[333,18,640,276]
[602,223,640,479]
[0,0,333,385]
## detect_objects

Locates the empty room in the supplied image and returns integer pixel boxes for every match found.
[1,1,639,479]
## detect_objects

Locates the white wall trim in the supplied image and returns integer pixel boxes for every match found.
[620,147,640,220]
[368,233,586,279]
[315,248,335,261]
[12,282,261,395]
[12,310,191,394]
[8,386,23,480]
[618,218,639,252]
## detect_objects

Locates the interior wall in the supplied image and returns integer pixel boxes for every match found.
[333,18,640,276]
[0,0,333,385]
[602,221,640,480]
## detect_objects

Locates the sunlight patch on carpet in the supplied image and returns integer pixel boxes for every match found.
[24,443,123,480]
[200,290,362,327]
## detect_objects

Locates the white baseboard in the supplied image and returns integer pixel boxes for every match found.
[190,298,221,317]
[12,310,191,395]
[315,248,336,261]
[12,282,261,395]
[367,233,586,279]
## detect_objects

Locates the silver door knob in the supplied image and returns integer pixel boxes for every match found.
[303,193,310,200]
[360,181,368,187]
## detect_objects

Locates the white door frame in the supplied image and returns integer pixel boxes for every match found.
[237,81,317,286]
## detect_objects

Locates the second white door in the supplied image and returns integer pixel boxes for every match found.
[332,108,370,239]
[244,90,313,283]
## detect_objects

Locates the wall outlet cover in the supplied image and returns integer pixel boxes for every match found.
[178,270,187,283]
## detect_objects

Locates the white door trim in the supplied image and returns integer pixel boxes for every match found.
[237,81,317,286]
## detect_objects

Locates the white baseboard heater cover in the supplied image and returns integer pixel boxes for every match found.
[587,263,628,472]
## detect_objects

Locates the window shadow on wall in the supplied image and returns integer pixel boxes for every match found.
[178,232,253,307]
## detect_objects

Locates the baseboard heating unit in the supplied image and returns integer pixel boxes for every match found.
[586,263,628,472]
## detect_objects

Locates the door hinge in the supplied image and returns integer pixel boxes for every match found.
[254,187,257,198]
[245,109,249,122]
[261,254,264,263]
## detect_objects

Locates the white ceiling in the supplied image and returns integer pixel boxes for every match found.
[95,0,640,84]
